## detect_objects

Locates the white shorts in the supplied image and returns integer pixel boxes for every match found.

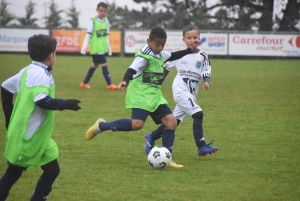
[173,94,202,122]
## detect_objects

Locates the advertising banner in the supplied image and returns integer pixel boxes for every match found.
[53,29,121,53]
[124,30,227,55]
[0,28,49,52]
[52,29,81,52]
[229,34,300,57]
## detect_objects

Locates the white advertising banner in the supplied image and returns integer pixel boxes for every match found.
[0,28,49,52]
[229,34,300,57]
[124,30,228,55]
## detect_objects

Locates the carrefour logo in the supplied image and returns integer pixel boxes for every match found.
[288,36,300,48]
[198,37,225,47]
[0,34,28,44]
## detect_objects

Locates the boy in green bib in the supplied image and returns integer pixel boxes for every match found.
[85,27,192,168]
[80,2,119,90]
[0,34,81,201]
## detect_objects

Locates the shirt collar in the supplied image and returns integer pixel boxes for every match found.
[32,61,52,72]
[141,44,161,58]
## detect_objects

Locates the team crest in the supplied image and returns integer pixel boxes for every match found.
[196,61,202,69]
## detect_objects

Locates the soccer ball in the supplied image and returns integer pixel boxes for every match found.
[148,146,172,169]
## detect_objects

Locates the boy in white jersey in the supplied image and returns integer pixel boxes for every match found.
[80,2,119,90]
[144,25,218,164]
[0,34,81,200]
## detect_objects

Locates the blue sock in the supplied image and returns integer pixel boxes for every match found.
[193,118,206,147]
[99,118,132,131]
[102,66,112,85]
[83,67,95,83]
[151,124,165,140]
[162,129,175,153]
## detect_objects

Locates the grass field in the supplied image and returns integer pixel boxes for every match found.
[0,54,299,201]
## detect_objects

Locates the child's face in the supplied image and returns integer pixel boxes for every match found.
[147,38,167,55]
[96,6,107,19]
[182,30,200,51]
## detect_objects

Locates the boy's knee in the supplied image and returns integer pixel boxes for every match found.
[131,120,144,130]
[192,111,203,119]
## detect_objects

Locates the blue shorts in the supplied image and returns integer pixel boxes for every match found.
[131,104,173,125]
[92,54,107,65]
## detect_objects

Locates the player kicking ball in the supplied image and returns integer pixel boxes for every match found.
[144,25,218,165]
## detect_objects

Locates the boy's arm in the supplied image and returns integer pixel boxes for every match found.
[122,68,137,87]
[1,86,14,129]
[35,96,81,111]
[81,33,91,54]
[165,48,192,62]
[81,19,93,54]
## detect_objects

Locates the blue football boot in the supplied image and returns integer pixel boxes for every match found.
[198,141,218,157]
[144,133,155,154]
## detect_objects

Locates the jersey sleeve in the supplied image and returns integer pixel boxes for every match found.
[1,68,26,94]
[164,61,176,72]
[162,50,172,62]
[200,51,211,78]
[106,20,112,55]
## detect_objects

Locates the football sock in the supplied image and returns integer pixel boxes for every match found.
[102,66,112,85]
[162,129,175,153]
[83,67,95,83]
[151,124,165,140]
[193,118,206,147]
[99,118,132,131]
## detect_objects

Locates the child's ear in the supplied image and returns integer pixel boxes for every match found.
[49,52,54,61]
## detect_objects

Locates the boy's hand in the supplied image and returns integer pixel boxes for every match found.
[119,81,127,90]
[203,82,210,90]
[65,99,81,111]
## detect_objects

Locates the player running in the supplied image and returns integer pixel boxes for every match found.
[144,25,218,165]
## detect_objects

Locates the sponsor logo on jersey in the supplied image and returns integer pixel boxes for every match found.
[181,61,188,64]
[196,61,202,69]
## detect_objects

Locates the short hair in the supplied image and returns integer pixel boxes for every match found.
[97,2,108,9]
[183,25,200,37]
[28,34,57,62]
[149,27,167,41]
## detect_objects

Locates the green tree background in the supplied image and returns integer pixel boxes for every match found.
[0,0,299,31]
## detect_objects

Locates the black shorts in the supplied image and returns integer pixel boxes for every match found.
[92,54,107,65]
[131,104,173,125]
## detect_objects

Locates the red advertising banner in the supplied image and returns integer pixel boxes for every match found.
[52,30,81,52]
[53,29,121,53]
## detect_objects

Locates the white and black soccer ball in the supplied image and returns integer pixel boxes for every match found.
[148,146,172,169]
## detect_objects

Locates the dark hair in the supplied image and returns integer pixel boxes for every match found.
[97,2,108,9]
[28,34,57,62]
[183,25,200,37]
[149,27,167,41]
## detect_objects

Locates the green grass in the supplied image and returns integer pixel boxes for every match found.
[0,54,299,201]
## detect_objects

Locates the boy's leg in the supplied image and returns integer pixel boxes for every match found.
[144,124,165,154]
[30,159,60,201]
[145,105,185,154]
[85,108,149,141]
[151,104,183,168]
[97,55,118,90]
[0,163,27,200]
[192,111,218,157]
[80,55,100,88]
